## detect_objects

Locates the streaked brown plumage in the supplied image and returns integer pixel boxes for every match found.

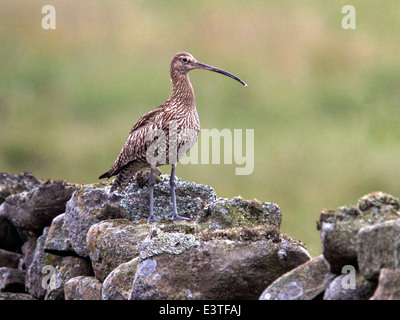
[99,52,246,222]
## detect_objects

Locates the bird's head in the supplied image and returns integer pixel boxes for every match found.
[170,52,247,87]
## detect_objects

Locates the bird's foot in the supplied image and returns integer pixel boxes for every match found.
[147,214,162,224]
[168,212,190,221]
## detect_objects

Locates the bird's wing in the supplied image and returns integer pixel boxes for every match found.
[130,105,164,133]
[100,105,164,179]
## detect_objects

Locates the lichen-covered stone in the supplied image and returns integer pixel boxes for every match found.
[198,197,281,230]
[130,234,310,300]
[357,218,400,280]
[0,171,316,300]
[0,180,78,239]
[0,292,37,300]
[370,268,400,300]
[64,276,102,300]
[119,172,216,221]
[102,258,138,300]
[357,192,400,213]
[317,192,400,273]
[25,227,62,299]
[139,224,199,261]
[44,213,75,255]
[0,172,41,204]
[44,256,93,300]
[259,255,334,300]
[64,172,216,258]
[87,219,150,281]
[63,184,129,258]
[323,271,376,300]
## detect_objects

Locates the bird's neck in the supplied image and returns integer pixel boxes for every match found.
[170,71,195,108]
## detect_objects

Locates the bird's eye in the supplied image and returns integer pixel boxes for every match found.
[181,58,188,63]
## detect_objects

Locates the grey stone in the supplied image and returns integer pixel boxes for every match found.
[0,172,41,204]
[370,268,400,300]
[0,267,26,292]
[87,219,150,281]
[44,256,93,300]
[130,227,310,300]
[63,185,131,258]
[44,213,75,255]
[64,276,102,300]
[121,169,217,221]
[0,170,317,300]
[259,255,334,300]
[0,180,78,239]
[64,170,216,258]
[0,292,36,300]
[0,248,21,268]
[20,237,37,271]
[199,197,281,230]
[317,192,400,273]
[323,271,376,300]
[357,218,400,280]
[102,258,138,300]
[25,227,62,299]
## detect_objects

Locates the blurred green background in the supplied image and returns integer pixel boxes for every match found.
[1,0,400,256]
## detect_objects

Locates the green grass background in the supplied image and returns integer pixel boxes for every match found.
[1,0,400,256]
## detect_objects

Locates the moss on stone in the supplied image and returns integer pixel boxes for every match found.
[198,197,281,231]
[199,225,282,242]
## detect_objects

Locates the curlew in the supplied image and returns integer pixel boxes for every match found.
[99,52,247,222]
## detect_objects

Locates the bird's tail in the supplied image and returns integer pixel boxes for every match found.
[111,162,146,193]
[98,171,109,180]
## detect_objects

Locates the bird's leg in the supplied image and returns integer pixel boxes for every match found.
[168,164,190,220]
[147,166,161,223]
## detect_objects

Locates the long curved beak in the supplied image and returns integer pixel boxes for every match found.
[193,61,247,87]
